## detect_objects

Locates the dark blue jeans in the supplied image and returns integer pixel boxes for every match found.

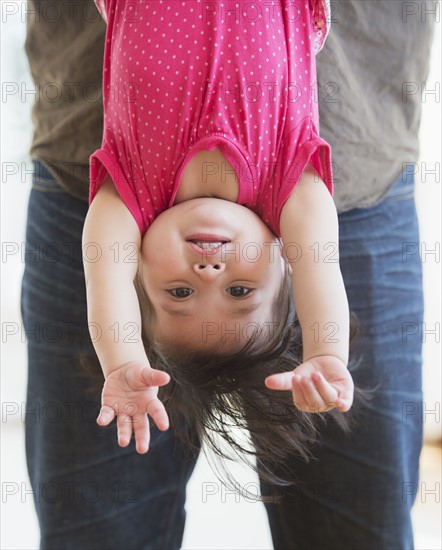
[21,160,423,549]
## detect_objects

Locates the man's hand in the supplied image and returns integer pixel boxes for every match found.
[264,355,354,413]
[96,361,171,453]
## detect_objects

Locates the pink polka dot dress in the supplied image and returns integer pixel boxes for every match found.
[90,0,333,237]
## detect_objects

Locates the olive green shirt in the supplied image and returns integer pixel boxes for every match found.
[25,0,106,202]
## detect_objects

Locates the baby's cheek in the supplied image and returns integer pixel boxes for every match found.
[140,234,163,265]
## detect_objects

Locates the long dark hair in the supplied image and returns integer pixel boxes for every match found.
[80,261,377,503]
[140,261,377,500]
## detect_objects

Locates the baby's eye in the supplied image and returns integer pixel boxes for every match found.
[168,288,193,298]
[227,286,253,298]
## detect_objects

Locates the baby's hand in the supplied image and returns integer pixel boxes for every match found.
[264,355,354,413]
[96,361,171,453]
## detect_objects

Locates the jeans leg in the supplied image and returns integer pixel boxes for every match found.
[21,161,201,550]
[259,169,424,550]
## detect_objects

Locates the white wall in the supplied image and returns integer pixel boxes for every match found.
[414,15,442,441]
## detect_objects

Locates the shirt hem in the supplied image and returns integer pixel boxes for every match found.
[89,148,145,236]
[274,128,333,236]
[30,155,90,202]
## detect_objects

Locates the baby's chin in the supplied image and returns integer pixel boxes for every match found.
[174,197,279,235]
[150,197,274,235]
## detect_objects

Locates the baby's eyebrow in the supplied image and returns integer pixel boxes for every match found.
[160,302,261,317]
[233,302,261,315]
[161,306,191,317]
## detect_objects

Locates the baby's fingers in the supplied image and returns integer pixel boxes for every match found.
[335,387,354,412]
[117,413,133,447]
[133,413,151,454]
[97,404,116,426]
[295,375,327,412]
[292,375,339,413]
[146,397,169,431]
[141,367,170,388]
[311,372,339,409]
[291,374,309,410]
[265,371,294,391]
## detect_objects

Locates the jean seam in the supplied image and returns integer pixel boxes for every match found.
[31,184,65,193]
[32,159,66,193]
[161,455,194,550]
[33,177,55,184]
[382,192,415,203]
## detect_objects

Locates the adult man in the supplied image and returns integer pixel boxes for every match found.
[21,0,434,547]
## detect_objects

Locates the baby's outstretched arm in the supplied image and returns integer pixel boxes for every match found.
[82,175,170,452]
[265,164,354,413]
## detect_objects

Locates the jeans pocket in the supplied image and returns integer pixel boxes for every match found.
[32,160,65,193]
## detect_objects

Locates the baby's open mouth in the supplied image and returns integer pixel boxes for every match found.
[189,240,226,250]
[185,234,231,254]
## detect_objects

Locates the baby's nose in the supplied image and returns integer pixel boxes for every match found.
[193,262,225,279]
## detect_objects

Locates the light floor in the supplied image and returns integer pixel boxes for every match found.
[1,421,440,550]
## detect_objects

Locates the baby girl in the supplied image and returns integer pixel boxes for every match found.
[82,0,357,482]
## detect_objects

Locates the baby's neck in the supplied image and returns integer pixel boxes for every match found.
[173,147,239,204]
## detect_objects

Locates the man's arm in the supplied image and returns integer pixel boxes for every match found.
[82,174,148,378]
[280,165,349,367]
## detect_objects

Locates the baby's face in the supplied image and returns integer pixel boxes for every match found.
[140,198,285,351]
